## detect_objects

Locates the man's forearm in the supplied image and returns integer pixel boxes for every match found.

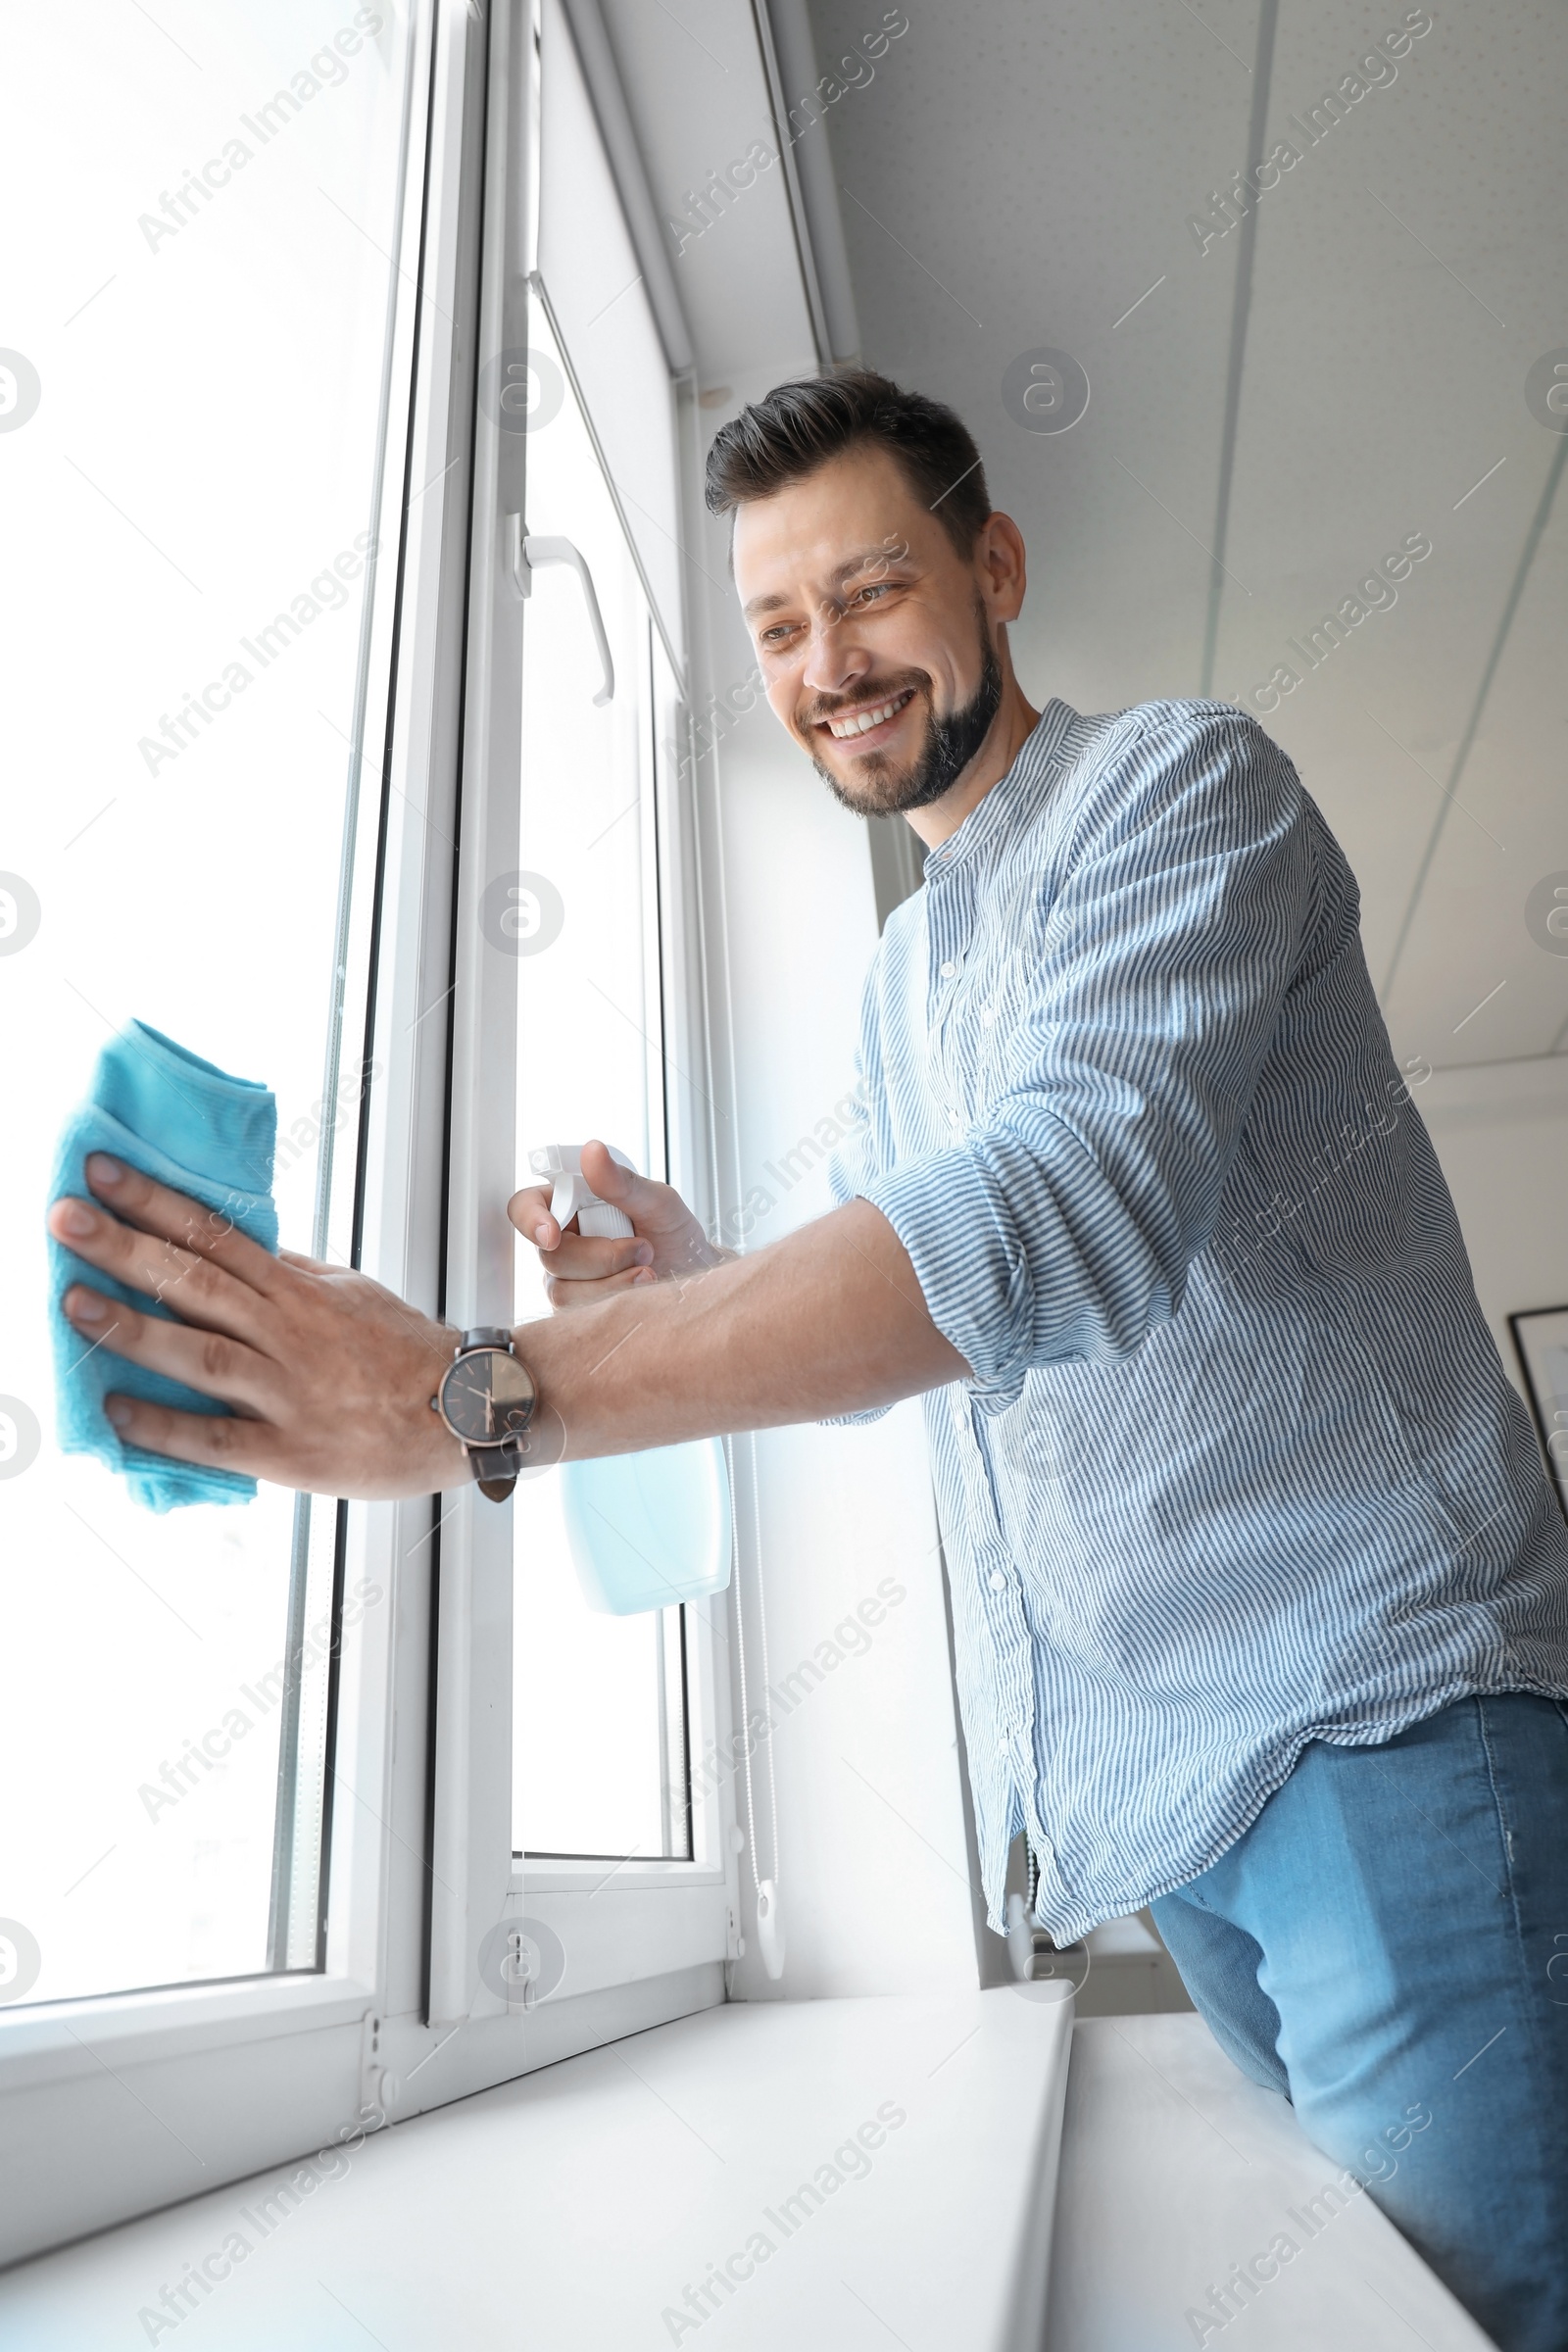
[517,1197,968,1460]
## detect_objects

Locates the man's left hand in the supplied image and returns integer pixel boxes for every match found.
[507,1137,731,1312]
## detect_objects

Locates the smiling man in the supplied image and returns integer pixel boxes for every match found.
[51,371,1568,2349]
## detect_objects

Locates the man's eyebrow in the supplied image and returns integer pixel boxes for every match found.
[741,545,913,622]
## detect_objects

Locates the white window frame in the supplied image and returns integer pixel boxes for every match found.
[420,0,734,2056]
[0,0,734,2267]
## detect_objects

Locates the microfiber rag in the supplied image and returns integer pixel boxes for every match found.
[48,1020,278,1513]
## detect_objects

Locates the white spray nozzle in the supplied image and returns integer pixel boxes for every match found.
[528,1143,637,1239]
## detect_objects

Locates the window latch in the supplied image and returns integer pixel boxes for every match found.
[505,516,615,706]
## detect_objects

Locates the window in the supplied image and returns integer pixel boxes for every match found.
[0,0,735,2268]
[0,1,415,2008]
[508,295,693,1865]
[425,0,731,2028]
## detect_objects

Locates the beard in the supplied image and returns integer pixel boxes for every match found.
[805,601,1004,818]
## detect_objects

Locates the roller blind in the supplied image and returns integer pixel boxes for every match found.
[539,0,685,667]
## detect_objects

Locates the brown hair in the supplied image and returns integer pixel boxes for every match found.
[704,369,991,559]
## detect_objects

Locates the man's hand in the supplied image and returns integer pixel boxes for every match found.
[49,1153,471,1499]
[507,1138,731,1312]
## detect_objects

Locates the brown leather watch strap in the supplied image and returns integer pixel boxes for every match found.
[470,1440,525,1501]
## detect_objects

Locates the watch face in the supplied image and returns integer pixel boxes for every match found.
[439,1349,535,1445]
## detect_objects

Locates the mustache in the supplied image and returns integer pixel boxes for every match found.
[797,672,928,731]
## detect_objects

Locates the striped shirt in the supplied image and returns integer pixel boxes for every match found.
[829,696,1568,1942]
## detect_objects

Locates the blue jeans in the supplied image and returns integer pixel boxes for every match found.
[1151,1694,1568,2352]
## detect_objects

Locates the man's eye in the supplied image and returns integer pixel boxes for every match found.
[853,583,890,604]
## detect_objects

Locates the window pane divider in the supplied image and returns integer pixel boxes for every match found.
[425,0,533,2031]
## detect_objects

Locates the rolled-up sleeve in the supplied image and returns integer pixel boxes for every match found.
[858,712,1313,1411]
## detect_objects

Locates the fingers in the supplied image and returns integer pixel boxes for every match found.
[81,1154,282,1295]
[544,1265,658,1313]
[579,1139,665,1224]
[547,1232,656,1284]
[277,1246,336,1275]
[63,1286,282,1414]
[507,1185,561,1250]
[506,1181,655,1281]
[523,1141,673,1237]
[49,1195,265,1344]
[99,1390,284,1483]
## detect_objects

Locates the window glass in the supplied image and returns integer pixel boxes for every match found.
[0,2,412,2002]
[510,297,691,1861]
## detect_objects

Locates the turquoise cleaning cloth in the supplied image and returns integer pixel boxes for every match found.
[48,1020,278,1513]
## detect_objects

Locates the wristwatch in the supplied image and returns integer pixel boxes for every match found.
[432,1327,538,1500]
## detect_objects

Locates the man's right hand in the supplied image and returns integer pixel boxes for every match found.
[506,1138,732,1312]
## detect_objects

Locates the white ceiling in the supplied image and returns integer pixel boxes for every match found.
[601,0,1568,1072]
[803,0,1568,1072]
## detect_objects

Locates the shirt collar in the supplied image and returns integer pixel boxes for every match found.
[920,698,1080,879]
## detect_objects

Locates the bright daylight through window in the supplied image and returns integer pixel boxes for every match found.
[0,5,412,2002]
[506,294,693,1861]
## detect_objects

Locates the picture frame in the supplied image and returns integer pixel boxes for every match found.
[1507,1305,1568,1520]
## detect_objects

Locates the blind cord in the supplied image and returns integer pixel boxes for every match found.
[750,1431,781,1892]
[729,1434,780,1899]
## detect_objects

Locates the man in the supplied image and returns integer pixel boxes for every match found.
[52,373,1568,2348]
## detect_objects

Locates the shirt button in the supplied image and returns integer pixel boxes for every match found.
[948,1107,961,1127]
[939,958,957,979]
[988,1569,1006,1592]
[980,1007,996,1027]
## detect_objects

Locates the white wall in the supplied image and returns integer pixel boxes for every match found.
[1419,1054,1568,1407]
[707,685,982,2001]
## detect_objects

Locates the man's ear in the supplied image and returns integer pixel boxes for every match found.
[977,512,1027,623]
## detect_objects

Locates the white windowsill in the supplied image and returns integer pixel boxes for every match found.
[0,1984,1074,2349]
[0,1971,374,2089]
[1046,2014,1497,2349]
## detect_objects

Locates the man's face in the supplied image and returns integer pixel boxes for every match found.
[732,444,1010,817]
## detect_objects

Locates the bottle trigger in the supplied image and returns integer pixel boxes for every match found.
[527,1142,636,1238]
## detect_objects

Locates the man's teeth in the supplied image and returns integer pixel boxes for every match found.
[826,690,912,739]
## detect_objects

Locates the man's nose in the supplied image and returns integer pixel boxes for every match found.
[800,610,871,699]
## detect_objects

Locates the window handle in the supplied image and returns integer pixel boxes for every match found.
[505,517,615,706]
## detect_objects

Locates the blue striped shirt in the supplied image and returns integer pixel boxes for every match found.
[829,697,1568,1942]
